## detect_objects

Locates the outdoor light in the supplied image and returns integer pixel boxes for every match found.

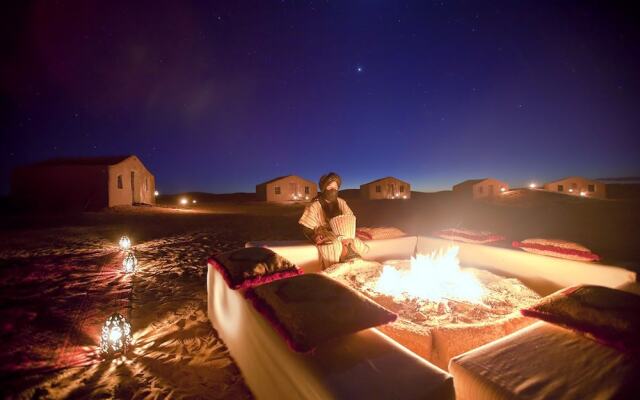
[500,187,506,192]
[580,191,587,197]
[192,199,197,204]
[529,183,536,189]
[122,251,137,273]
[154,190,159,196]
[180,198,188,205]
[403,195,408,199]
[305,195,309,200]
[100,313,132,356]
[119,235,131,250]
[569,188,574,192]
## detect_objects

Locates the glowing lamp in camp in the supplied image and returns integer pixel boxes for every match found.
[119,235,131,250]
[192,199,197,204]
[580,191,587,197]
[403,195,408,199]
[529,183,536,189]
[180,198,188,205]
[500,187,506,192]
[569,188,574,193]
[100,313,132,356]
[122,252,137,273]
[154,190,159,196]
[305,195,309,200]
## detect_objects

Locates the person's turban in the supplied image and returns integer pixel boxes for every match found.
[319,172,341,192]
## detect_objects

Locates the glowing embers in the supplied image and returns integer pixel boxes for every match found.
[374,246,485,304]
[122,251,138,273]
[119,235,131,250]
[100,313,132,356]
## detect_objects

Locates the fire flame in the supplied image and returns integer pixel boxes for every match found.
[374,246,485,303]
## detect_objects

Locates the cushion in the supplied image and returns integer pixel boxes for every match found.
[512,238,600,261]
[245,273,397,353]
[356,226,406,241]
[208,247,301,290]
[435,228,505,244]
[521,285,640,352]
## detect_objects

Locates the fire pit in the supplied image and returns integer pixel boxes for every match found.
[325,247,541,370]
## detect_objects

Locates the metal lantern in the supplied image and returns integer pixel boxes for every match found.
[122,251,137,273]
[119,235,131,250]
[100,313,132,356]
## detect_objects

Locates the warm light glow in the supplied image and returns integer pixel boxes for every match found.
[122,251,137,273]
[529,183,536,189]
[154,190,159,196]
[402,195,407,199]
[304,195,309,200]
[569,188,574,192]
[500,187,506,192]
[374,246,485,303]
[580,191,587,197]
[192,199,197,204]
[180,197,188,205]
[100,313,132,356]
[119,235,131,250]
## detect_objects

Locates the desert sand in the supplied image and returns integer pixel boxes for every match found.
[0,190,638,399]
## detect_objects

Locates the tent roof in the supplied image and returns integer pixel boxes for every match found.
[361,176,409,186]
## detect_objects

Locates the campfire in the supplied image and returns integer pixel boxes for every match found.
[373,246,485,304]
[324,246,541,369]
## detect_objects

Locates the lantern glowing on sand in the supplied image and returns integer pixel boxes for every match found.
[500,187,506,192]
[100,313,132,356]
[529,183,536,189]
[154,190,159,196]
[180,197,188,205]
[192,199,197,204]
[580,191,587,197]
[122,252,137,273]
[119,235,131,250]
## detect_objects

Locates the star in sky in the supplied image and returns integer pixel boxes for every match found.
[356,66,363,73]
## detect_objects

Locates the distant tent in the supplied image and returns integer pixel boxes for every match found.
[360,177,411,200]
[543,176,606,199]
[11,155,155,211]
[256,175,317,202]
[452,178,508,199]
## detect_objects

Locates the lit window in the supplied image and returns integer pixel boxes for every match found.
[588,184,595,192]
[558,185,564,192]
[117,175,123,189]
[275,186,281,195]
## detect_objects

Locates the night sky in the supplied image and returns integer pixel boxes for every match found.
[2,0,639,194]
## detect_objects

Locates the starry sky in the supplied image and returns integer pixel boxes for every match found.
[2,0,639,194]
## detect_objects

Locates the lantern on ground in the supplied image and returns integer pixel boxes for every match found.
[100,313,132,356]
[123,251,137,273]
[580,191,587,197]
[500,187,506,193]
[529,183,536,189]
[192,199,197,204]
[119,235,131,250]
[180,197,188,205]
[154,190,159,196]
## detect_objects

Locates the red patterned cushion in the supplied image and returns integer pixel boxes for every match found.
[521,285,640,352]
[245,273,397,353]
[208,247,302,290]
[512,238,600,262]
[356,227,406,241]
[435,228,505,244]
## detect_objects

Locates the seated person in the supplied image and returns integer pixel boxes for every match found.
[299,172,368,267]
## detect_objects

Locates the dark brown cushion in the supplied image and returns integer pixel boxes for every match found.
[208,247,301,290]
[521,285,640,352]
[245,273,397,353]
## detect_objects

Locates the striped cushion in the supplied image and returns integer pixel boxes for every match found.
[512,239,600,262]
[435,228,505,244]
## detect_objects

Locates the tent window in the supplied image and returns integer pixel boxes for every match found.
[400,185,405,193]
[304,186,310,194]
[117,175,123,189]
[558,185,564,192]
[375,185,381,193]
[275,186,281,195]
[588,184,595,192]
[478,186,484,194]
